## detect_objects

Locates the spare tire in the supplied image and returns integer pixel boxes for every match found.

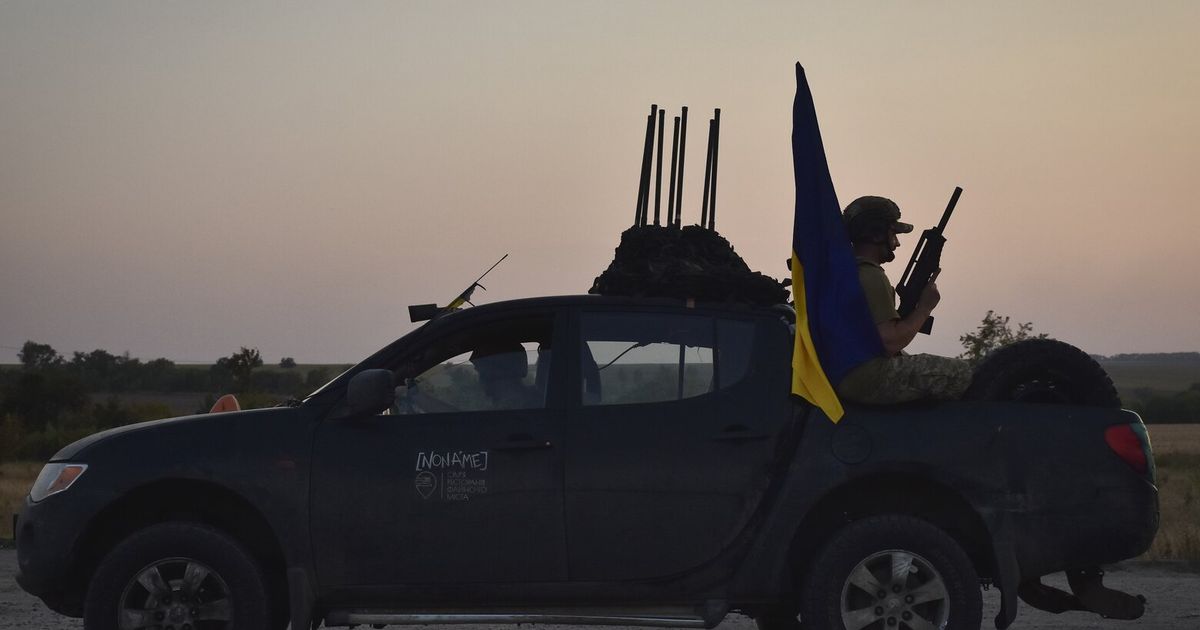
[965,339,1121,407]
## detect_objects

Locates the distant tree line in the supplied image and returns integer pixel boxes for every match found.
[1,341,346,462]
[7,342,334,394]
[1099,352,1200,363]
[958,312,1199,423]
[1125,385,1200,424]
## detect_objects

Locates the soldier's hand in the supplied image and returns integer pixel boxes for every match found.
[918,269,942,312]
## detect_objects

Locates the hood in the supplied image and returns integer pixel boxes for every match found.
[49,408,276,461]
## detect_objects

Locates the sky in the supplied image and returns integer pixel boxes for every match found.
[2,1,1198,364]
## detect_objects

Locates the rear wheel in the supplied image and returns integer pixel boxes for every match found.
[965,339,1120,407]
[800,515,981,630]
[84,521,271,630]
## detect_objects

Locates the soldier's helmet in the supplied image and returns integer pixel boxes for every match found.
[843,196,913,242]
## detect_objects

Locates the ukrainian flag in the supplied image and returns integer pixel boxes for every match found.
[790,63,883,422]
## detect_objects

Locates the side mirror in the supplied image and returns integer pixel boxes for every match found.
[346,369,395,417]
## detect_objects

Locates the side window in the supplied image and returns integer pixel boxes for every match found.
[579,312,755,406]
[392,316,554,415]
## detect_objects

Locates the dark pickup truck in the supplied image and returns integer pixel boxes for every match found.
[16,295,1158,630]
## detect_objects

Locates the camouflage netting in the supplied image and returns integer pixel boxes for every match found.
[590,225,789,305]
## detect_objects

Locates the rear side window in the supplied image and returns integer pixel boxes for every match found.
[579,312,754,406]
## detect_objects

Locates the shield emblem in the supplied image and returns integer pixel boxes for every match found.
[415,471,437,499]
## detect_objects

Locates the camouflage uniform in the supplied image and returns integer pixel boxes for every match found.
[837,257,971,404]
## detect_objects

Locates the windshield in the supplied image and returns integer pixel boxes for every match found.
[301,364,356,402]
[299,318,438,404]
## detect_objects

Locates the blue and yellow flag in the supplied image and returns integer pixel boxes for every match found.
[790,63,884,422]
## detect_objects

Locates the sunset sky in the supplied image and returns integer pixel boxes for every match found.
[2,2,1197,364]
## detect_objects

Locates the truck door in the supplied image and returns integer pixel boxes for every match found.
[310,310,568,589]
[564,308,789,581]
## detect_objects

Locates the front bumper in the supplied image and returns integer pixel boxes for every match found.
[15,495,87,617]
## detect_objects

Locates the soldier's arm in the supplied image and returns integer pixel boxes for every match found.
[877,276,940,356]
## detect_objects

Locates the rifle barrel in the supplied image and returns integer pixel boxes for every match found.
[937,186,963,231]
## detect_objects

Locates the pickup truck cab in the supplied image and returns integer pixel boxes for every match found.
[16,295,1158,630]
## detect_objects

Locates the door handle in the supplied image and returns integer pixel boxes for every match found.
[493,434,553,451]
[711,424,771,442]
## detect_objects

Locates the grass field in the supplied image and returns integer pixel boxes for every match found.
[1099,359,1200,395]
[1146,424,1200,455]
[1145,451,1200,562]
[1143,424,1200,562]
[4,425,1199,564]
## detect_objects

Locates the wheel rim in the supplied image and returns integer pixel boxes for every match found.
[1010,374,1073,404]
[117,557,233,630]
[840,549,949,630]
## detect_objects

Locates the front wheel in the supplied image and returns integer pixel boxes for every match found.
[800,515,982,630]
[84,521,271,630]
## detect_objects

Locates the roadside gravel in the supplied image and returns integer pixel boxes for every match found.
[2,550,1197,629]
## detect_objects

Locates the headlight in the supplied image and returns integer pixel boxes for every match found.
[29,463,88,502]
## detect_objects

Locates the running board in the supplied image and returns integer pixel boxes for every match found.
[324,606,721,628]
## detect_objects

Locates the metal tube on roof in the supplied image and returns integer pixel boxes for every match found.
[667,115,680,227]
[654,109,665,225]
[675,106,688,227]
[709,108,721,230]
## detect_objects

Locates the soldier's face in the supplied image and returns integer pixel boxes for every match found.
[882,228,901,263]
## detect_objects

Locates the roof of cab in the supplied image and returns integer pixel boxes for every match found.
[428,293,790,323]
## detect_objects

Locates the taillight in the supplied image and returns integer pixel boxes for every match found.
[1105,424,1148,476]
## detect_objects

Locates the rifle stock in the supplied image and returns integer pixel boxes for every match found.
[896,187,962,335]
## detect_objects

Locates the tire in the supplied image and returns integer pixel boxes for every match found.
[800,515,982,630]
[965,339,1120,407]
[84,521,271,630]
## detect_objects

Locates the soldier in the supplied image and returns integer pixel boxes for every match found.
[469,341,539,410]
[837,196,971,404]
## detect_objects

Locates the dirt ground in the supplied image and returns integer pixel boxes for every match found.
[2,550,1197,629]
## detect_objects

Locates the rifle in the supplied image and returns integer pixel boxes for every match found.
[408,254,509,323]
[896,187,962,335]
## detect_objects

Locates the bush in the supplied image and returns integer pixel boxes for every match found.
[14,422,98,461]
[0,415,23,463]
[1127,385,1200,424]
[237,391,288,410]
[0,371,89,432]
[215,347,263,392]
[251,370,306,397]
[92,397,173,430]
[959,310,1046,365]
[305,367,334,390]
